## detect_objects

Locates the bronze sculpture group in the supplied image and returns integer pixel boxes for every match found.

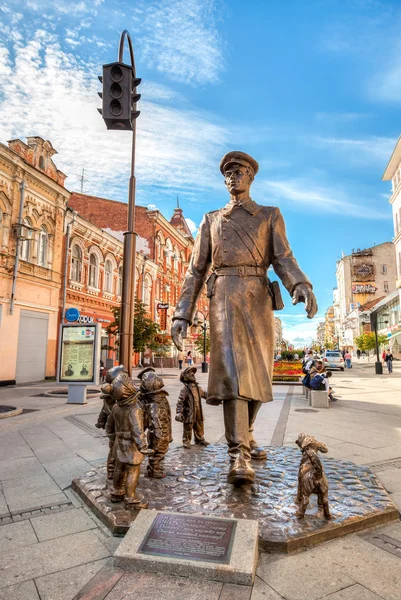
[96,151,328,516]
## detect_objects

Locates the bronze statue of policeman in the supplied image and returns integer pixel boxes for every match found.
[172,151,317,486]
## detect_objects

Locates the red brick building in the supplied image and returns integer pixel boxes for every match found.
[69,193,208,365]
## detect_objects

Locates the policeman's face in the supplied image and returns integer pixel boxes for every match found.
[225,164,253,196]
[185,371,196,383]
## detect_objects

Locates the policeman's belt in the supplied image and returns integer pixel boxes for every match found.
[214,265,266,276]
[206,266,266,298]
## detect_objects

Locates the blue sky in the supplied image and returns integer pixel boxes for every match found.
[0,0,400,345]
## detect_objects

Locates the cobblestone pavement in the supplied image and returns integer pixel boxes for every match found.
[0,364,400,599]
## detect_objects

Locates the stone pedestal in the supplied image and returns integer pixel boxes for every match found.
[113,510,258,585]
[72,444,399,552]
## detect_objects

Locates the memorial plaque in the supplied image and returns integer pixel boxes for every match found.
[138,513,236,564]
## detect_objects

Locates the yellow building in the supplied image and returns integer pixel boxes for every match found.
[0,137,69,384]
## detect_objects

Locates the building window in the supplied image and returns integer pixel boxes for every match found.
[20,217,33,262]
[38,226,48,267]
[71,244,82,282]
[104,260,113,292]
[381,264,387,275]
[0,208,3,246]
[89,254,98,288]
[165,238,173,267]
[117,266,123,295]
[384,281,389,292]
[39,156,45,170]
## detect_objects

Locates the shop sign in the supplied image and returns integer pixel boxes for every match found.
[157,303,169,310]
[57,323,101,384]
[65,307,80,322]
[78,315,94,324]
[352,284,377,294]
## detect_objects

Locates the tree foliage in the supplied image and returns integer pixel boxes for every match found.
[355,332,389,353]
[194,332,210,356]
[106,300,168,354]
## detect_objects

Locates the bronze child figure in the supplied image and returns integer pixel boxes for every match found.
[295,432,331,520]
[95,365,128,479]
[106,371,152,510]
[138,367,172,478]
[175,366,209,449]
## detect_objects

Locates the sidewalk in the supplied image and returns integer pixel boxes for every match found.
[0,365,400,599]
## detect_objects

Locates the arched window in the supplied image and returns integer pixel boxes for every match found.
[39,156,45,170]
[0,208,3,246]
[71,244,82,282]
[38,226,48,267]
[104,260,113,292]
[144,275,152,307]
[20,217,33,262]
[88,254,98,288]
[117,266,123,295]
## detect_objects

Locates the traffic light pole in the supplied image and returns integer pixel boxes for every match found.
[118,30,138,376]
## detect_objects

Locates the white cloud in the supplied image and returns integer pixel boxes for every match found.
[281,312,326,347]
[257,177,389,220]
[185,217,198,234]
[314,135,396,164]
[0,32,228,202]
[134,0,224,85]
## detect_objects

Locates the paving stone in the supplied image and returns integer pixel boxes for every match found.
[105,571,223,600]
[42,457,92,489]
[35,558,108,600]
[74,559,124,600]
[2,472,67,513]
[30,507,97,541]
[0,530,110,589]
[322,583,384,600]
[0,519,37,552]
[257,548,355,600]
[376,468,401,493]
[220,582,252,600]
[250,576,284,600]
[0,489,8,515]
[0,431,35,461]
[0,456,45,483]
[0,580,40,600]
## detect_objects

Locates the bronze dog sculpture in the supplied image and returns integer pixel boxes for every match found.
[295,432,331,519]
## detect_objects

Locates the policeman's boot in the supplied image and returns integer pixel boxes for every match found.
[227,454,255,486]
[147,459,166,479]
[249,433,267,460]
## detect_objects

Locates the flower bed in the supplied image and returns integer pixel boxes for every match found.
[273,361,302,382]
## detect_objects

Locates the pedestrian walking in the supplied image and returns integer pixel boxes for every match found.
[344,351,352,369]
[177,350,184,370]
[385,349,393,374]
[382,349,386,364]
[186,351,193,366]
[357,349,361,360]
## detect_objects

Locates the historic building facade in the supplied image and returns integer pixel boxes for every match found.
[335,243,396,349]
[68,193,208,364]
[0,137,69,384]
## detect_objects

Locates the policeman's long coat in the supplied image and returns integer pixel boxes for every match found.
[173,199,312,404]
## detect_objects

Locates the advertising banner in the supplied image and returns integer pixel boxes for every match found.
[58,324,100,384]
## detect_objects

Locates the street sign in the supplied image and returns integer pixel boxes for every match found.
[157,303,169,310]
[65,307,80,322]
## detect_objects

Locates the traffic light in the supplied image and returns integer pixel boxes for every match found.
[97,61,141,130]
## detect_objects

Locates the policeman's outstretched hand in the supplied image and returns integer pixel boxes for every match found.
[175,414,184,422]
[171,319,188,351]
[292,284,318,319]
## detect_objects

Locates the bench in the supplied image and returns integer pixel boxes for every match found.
[310,390,329,408]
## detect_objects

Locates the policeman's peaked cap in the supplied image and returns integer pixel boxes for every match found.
[220,151,259,177]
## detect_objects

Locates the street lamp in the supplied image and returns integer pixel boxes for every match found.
[370,310,383,375]
[194,310,209,373]
[98,30,141,376]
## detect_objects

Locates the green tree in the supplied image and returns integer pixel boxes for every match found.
[194,332,210,356]
[355,332,389,353]
[106,300,165,353]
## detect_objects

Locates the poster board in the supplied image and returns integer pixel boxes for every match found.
[57,323,101,384]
